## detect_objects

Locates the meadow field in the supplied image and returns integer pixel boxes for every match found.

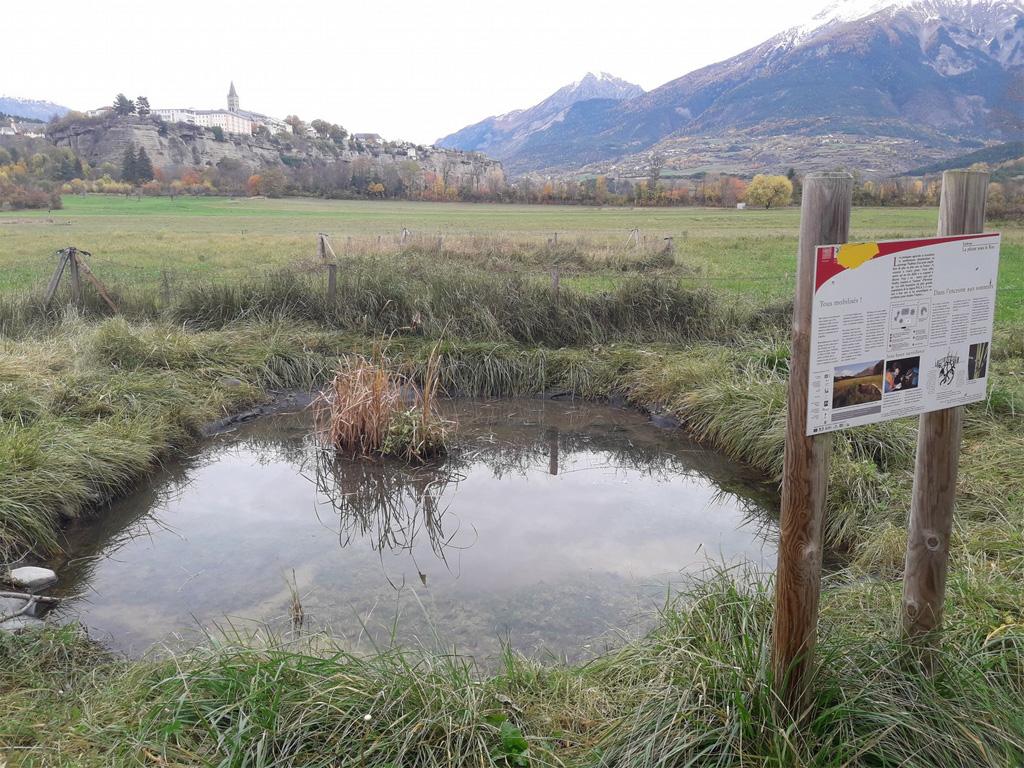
[2,195,1022,321]
[1,195,1023,766]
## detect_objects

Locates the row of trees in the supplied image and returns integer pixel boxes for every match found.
[113,93,151,117]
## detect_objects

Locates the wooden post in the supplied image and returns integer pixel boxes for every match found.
[772,172,852,706]
[68,247,82,306]
[327,263,337,303]
[901,170,989,643]
[43,250,70,308]
[317,233,327,263]
[73,250,119,314]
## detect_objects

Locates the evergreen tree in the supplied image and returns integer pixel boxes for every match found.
[122,145,137,183]
[57,154,77,181]
[134,146,154,183]
[73,156,84,179]
[136,96,151,117]
[113,93,136,117]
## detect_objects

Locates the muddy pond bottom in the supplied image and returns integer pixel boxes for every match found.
[54,399,778,661]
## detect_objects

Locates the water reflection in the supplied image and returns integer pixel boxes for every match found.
[309,449,467,586]
[52,399,778,661]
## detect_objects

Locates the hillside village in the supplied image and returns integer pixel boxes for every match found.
[3,83,506,203]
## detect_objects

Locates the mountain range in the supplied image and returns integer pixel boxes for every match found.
[0,96,70,122]
[437,72,643,162]
[439,0,1024,177]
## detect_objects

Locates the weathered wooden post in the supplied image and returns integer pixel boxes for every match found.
[68,247,82,306]
[73,250,119,314]
[317,233,328,263]
[900,170,989,643]
[43,249,70,309]
[772,172,852,706]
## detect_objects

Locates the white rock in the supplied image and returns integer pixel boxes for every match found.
[6,566,58,590]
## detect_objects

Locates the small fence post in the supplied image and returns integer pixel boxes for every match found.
[900,170,989,647]
[68,247,82,306]
[327,263,337,303]
[317,233,328,263]
[772,172,852,708]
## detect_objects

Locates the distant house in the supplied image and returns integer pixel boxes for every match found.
[152,82,291,136]
[353,133,383,146]
[0,118,44,137]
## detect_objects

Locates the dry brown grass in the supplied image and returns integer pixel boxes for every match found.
[314,344,449,463]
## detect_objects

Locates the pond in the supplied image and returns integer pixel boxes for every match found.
[51,399,778,661]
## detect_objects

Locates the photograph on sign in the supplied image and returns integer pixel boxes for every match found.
[806,233,1001,435]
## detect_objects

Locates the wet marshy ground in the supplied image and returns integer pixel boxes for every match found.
[51,399,778,661]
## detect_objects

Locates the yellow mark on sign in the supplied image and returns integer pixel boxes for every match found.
[836,242,880,270]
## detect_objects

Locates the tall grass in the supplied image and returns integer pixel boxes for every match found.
[2,570,1022,766]
[1,262,740,346]
[315,345,450,463]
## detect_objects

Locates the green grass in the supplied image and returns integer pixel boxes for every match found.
[2,196,1024,765]
[3,196,1022,321]
[2,568,1022,766]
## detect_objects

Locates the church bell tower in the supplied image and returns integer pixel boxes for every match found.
[227,82,239,112]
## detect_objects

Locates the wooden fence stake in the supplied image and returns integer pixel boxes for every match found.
[772,172,852,707]
[43,250,70,308]
[327,263,337,303]
[317,233,328,263]
[68,247,82,306]
[900,170,989,646]
[73,250,119,314]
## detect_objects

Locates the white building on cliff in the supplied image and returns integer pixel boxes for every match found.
[153,83,291,136]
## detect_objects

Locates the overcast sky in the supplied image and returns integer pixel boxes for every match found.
[5,0,829,144]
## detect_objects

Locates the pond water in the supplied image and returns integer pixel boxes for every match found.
[52,399,777,661]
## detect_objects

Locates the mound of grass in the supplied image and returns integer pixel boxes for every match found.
[316,346,449,463]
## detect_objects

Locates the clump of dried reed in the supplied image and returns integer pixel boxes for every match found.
[315,345,449,463]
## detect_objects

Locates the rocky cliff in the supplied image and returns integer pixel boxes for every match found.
[48,116,505,195]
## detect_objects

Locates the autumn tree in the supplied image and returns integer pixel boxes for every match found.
[260,167,287,197]
[284,115,305,136]
[113,93,135,116]
[745,174,793,209]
